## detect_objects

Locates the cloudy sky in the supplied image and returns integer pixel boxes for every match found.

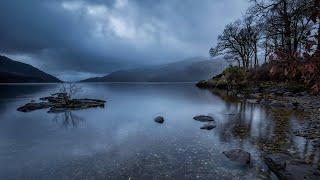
[0,0,249,81]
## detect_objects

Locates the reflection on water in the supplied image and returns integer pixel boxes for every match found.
[52,111,84,129]
[0,83,318,179]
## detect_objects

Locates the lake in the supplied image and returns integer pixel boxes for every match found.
[0,83,311,179]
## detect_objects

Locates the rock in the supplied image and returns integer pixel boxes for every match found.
[247,99,259,104]
[264,153,289,170]
[275,90,285,96]
[260,99,273,106]
[50,98,105,110]
[264,153,320,180]
[195,80,208,88]
[193,115,214,122]
[223,149,251,165]
[249,93,263,99]
[260,98,298,109]
[154,116,164,124]
[284,92,294,97]
[17,102,53,112]
[251,87,261,93]
[225,113,236,116]
[292,101,299,107]
[200,123,216,130]
[299,91,309,96]
[267,87,286,96]
[17,94,106,113]
[285,103,296,109]
[269,101,286,108]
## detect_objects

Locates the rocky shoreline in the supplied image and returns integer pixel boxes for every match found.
[196,73,320,178]
[199,82,320,144]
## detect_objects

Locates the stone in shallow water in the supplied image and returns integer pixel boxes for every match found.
[264,153,320,180]
[223,149,251,165]
[200,123,216,130]
[154,116,164,124]
[193,115,214,122]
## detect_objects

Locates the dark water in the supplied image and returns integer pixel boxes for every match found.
[0,83,312,179]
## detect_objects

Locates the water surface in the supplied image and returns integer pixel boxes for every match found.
[0,83,312,179]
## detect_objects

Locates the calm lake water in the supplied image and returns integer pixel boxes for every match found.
[0,83,312,179]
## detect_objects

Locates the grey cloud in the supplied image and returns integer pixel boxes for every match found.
[0,0,249,81]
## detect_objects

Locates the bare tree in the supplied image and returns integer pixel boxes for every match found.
[57,83,81,104]
[249,0,315,57]
[211,19,260,70]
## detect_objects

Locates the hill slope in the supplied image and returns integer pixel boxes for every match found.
[82,58,225,82]
[0,55,61,83]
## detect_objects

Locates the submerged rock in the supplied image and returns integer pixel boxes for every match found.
[200,123,216,130]
[193,115,214,122]
[264,153,320,180]
[223,149,251,165]
[154,116,164,124]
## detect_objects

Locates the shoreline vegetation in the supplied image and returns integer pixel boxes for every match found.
[195,0,320,178]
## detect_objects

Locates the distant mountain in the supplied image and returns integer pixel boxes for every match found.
[81,57,225,82]
[0,55,61,83]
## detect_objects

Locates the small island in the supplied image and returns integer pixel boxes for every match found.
[17,84,106,113]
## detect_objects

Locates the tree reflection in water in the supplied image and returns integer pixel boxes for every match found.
[51,111,84,128]
[212,90,320,166]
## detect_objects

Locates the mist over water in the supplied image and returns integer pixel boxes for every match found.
[0,83,309,179]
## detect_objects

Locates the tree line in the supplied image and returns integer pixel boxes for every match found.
[210,0,320,70]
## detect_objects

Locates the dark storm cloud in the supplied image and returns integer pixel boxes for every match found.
[0,0,249,81]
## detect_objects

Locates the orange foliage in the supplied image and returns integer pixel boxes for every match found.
[267,52,320,94]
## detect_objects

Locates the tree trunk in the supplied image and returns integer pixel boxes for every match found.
[318,22,320,52]
[254,42,258,68]
[293,22,299,53]
[283,0,292,56]
[241,54,246,69]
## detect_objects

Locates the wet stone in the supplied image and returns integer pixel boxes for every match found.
[247,99,259,104]
[223,149,251,165]
[154,116,164,124]
[200,123,216,130]
[269,101,286,108]
[193,115,214,122]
